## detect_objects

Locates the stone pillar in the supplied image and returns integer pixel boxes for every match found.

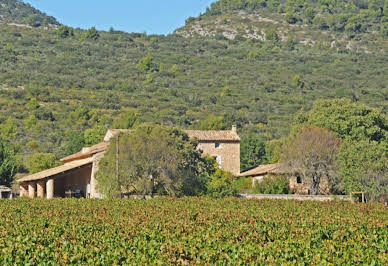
[20,184,28,197]
[46,179,54,199]
[90,152,104,198]
[28,183,36,198]
[37,181,45,198]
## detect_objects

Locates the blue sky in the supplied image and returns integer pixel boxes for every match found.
[23,0,217,35]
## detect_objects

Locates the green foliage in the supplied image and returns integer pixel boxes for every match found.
[0,0,387,168]
[233,176,253,192]
[0,139,18,186]
[293,99,388,199]
[26,97,39,110]
[294,98,388,142]
[265,29,279,41]
[64,131,85,156]
[111,109,139,129]
[0,118,18,140]
[83,126,106,146]
[81,27,100,41]
[56,25,74,38]
[240,135,266,171]
[136,53,159,72]
[207,169,237,198]
[381,22,388,37]
[0,198,387,264]
[335,140,387,200]
[254,175,291,194]
[0,0,59,27]
[197,115,227,130]
[97,124,213,197]
[26,153,62,174]
[291,74,303,88]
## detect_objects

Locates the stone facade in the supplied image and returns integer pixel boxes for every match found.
[197,141,240,175]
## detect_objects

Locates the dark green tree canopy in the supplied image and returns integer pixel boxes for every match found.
[294,98,388,142]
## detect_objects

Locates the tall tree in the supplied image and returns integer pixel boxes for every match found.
[240,135,266,171]
[96,124,212,198]
[0,139,18,187]
[282,126,340,195]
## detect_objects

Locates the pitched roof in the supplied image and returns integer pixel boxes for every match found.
[17,157,94,183]
[104,128,240,142]
[61,142,108,163]
[238,163,283,177]
[184,130,240,141]
[62,127,239,163]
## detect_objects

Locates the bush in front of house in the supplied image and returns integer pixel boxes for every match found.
[253,175,290,195]
[206,169,238,198]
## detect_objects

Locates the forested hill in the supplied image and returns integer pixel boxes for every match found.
[177,0,388,53]
[0,0,59,28]
[0,0,387,165]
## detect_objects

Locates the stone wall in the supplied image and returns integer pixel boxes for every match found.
[197,141,240,175]
[289,175,330,195]
[240,194,351,201]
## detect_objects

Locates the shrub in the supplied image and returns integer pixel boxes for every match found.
[207,169,237,198]
[254,175,291,194]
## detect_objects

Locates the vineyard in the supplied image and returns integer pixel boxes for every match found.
[0,198,387,264]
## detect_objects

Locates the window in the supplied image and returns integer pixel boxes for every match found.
[216,156,222,168]
[296,175,302,184]
[215,142,221,148]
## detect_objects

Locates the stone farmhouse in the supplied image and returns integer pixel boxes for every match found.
[17,127,240,199]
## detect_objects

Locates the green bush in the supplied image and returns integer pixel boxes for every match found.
[207,169,237,198]
[253,175,291,194]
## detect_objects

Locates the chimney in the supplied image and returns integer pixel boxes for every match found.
[232,125,237,133]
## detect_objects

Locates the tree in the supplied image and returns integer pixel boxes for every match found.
[136,54,159,72]
[81,27,100,41]
[96,124,213,198]
[335,140,387,201]
[0,118,18,140]
[282,126,340,195]
[64,131,85,156]
[56,25,74,38]
[0,139,18,187]
[84,125,106,146]
[240,135,266,171]
[294,98,388,143]
[198,115,227,130]
[112,109,139,129]
[26,153,62,174]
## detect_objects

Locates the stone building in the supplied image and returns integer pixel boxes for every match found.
[0,186,13,199]
[238,163,330,195]
[17,127,240,199]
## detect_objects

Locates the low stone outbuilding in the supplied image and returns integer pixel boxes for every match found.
[18,127,240,199]
[239,163,330,195]
[0,186,13,199]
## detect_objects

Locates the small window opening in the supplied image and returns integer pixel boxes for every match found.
[215,142,221,148]
[296,175,302,184]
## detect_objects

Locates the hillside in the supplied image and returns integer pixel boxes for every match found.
[0,0,387,164]
[176,0,388,53]
[0,0,59,28]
